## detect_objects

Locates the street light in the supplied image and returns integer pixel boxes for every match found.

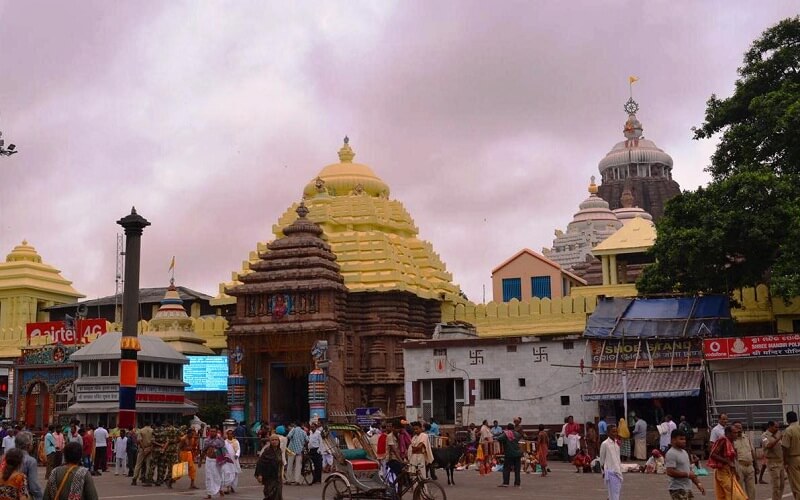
[0,131,17,157]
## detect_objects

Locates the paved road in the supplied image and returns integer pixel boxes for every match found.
[37,462,785,499]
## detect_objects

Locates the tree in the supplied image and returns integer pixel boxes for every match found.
[638,17,800,299]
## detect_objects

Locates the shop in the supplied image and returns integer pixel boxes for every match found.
[582,296,731,429]
[704,333,800,428]
[403,324,595,428]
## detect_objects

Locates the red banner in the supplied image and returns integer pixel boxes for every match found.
[26,319,107,345]
[703,334,800,360]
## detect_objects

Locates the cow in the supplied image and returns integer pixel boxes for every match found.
[429,444,466,485]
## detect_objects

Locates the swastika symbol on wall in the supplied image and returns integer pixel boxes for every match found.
[469,350,484,365]
[532,346,549,363]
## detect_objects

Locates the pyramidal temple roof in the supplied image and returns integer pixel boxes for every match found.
[213,138,463,305]
[144,280,215,355]
[0,240,84,298]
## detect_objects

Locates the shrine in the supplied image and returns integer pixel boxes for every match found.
[220,138,462,423]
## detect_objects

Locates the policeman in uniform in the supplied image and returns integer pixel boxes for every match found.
[147,422,167,486]
[783,411,800,500]
[132,421,154,486]
[763,420,786,500]
[163,422,181,488]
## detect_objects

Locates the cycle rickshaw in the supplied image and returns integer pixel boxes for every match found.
[320,423,446,500]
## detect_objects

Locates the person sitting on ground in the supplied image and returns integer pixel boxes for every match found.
[645,449,666,474]
[572,448,592,473]
[521,451,538,474]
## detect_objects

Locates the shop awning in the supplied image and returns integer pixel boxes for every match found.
[584,296,731,339]
[64,403,119,414]
[583,369,704,401]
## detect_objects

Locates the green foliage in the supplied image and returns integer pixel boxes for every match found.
[197,402,230,429]
[638,17,800,300]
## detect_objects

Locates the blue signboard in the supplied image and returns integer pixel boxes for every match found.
[355,407,381,427]
[184,356,228,392]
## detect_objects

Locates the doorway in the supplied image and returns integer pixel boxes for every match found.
[420,379,464,425]
[269,364,310,424]
[26,382,50,430]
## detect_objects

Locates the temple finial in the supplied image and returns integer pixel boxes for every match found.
[296,200,309,219]
[337,136,355,163]
[588,176,598,195]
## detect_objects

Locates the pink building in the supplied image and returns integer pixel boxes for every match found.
[491,248,586,302]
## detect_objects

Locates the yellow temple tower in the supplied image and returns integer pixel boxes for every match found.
[0,240,83,357]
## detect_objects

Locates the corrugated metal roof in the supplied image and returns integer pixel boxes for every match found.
[45,286,212,310]
[69,332,188,364]
[583,369,703,401]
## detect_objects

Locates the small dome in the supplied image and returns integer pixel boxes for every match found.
[6,240,42,263]
[303,137,391,199]
[569,177,620,227]
[598,104,673,175]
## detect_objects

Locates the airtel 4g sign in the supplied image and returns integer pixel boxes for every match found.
[26,319,107,345]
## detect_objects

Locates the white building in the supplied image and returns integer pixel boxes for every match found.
[403,325,596,428]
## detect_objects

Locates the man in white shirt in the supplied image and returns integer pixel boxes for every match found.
[709,413,728,444]
[599,424,623,500]
[307,423,323,485]
[2,427,17,454]
[659,415,677,453]
[93,422,110,474]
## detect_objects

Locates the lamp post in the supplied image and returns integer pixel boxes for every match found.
[116,207,150,428]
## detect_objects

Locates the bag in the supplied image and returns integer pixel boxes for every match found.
[618,418,630,439]
[695,467,709,476]
[172,462,189,479]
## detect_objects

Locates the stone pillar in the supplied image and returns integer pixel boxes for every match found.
[601,256,610,285]
[228,345,246,424]
[116,207,150,428]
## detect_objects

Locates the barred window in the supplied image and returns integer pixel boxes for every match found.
[480,379,501,400]
[433,349,447,356]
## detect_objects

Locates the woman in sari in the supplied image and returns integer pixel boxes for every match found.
[43,442,98,500]
[255,435,283,500]
[0,449,29,500]
[708,426,747,500]
[536,425,549,477]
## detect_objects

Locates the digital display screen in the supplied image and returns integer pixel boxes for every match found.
[184,356,228,392]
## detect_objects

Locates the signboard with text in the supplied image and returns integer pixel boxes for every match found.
[703,334,800,360]
[26,319,107,345]
[589,339,703,369]
[183,356,228,392]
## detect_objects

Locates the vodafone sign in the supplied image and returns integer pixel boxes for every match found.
[26,319,107,345]
[703,333,800,360]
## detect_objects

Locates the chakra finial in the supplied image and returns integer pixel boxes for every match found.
[338,136,355,163]
[296,200,309,219]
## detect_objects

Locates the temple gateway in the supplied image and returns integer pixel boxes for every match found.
[217,138,462,423]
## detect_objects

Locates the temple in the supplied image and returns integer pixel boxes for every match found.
[219,138,463,422]
[596,98,680,220]
[143,281,215,355]
[543,177,622,270]
[0,241,83,358]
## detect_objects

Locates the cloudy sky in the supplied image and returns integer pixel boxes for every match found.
[0,1,796,303]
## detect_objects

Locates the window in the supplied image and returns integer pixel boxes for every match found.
[502,278,522,302]
[531,276,552,299]
[433,349,447,357]
[518,378,526,387]
[480,379,501,400]
[714,370,779,400]
[561,395,570,406]
[506,345,517,353]
[562,340,574,350]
